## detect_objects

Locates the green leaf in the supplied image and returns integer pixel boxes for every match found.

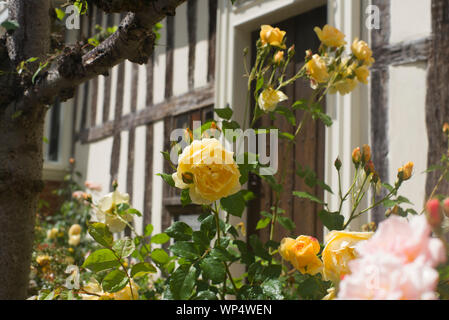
[214,106,233,120]
[277,216,296,231]
[222,120,240,131]
[296,274,331,300]
[55,8,66,21]
[151,233,170,245]
[279,132,295,141]
[151,248,169,264]
[220,191,246,218]
[200,257,226,284]
[292,100,308,110]
[210,247,234,262]
[170,265,197,300]
[293,191,326,205]
[88,222,114,248]
[249,235,271,261]
[256,76,264,93]
[157,173,175,187]
[144,224,154,237]
[169,241,200,260]
[131,262,157,278]
[1,20,19,31]
[165,221,193,241]
[318,210,344,231]
[193,290,218,300]
[262,279,284,300]
[276,107,296,126]
[256,217,271,230]
[112,238,135,258]
[192,231,210,250]
[82,249,120,272]
[126,208,142,217]
[181,189,192,206]
[102,270,128,293]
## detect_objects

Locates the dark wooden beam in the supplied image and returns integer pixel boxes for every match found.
[372,37,431,69]
[165,16,174,99]
[79,84,214,143]
[370,0,391,223]
[425,0,449,197]
[188,0,197,90]
[143,124,154,228]
[208,0,217,83]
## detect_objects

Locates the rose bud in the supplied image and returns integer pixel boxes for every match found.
[426,199,443,229]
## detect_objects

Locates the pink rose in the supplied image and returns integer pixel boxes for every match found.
[337,215,446,300]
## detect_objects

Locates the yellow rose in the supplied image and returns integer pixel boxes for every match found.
[260,25,286,49]
[322,231,373,283]
[68,224,82,237]
[112,281,139,300]
[306,54,329,84]
[36,255,52,266]
[46,228,58,240]
[279,236,323,275]
[355,65,370,84]
[398,162,414,181]
[258,87,288,112]
[329,78,358,95]
[172,138,241,205]
[314,25,346,47]
[81,278,114,300]
[68,234,81,246]
[351,38,375,66]
[97,190,133,233]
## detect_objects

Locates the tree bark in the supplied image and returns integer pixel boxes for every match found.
[0,0,185,299]
[0,0,50,300]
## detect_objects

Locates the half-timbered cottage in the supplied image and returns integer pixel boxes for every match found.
[25,0,447,261]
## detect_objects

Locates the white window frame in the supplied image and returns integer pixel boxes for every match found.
[214,0,371,241]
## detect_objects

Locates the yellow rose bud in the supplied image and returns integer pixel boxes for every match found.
[352,147,362,166]
[306,54,329,84]
[279,236,323,276]
[274,51,284,64]
[351,38,375,66]
[314,25,346,48]
[260,25,286,49]
[322,231,373,283]
[362,144,371,163]
[398,162,414,181]
[355,65,370,84]
[68,224,82,237]
[172,138,241,205]
[258,87,288,112]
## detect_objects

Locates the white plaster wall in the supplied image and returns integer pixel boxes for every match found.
[173,2,189,96]
[132,126,147,234]
[151,121,165,235]
[122,61,133,115]
[390,0,431,43]
[194,0,210,89]
[137,65,147,111]
[84,137,113,202]
[153,20,167,104]
[117,130,129,192]
[388,63,428,212]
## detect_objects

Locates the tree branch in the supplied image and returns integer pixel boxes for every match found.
[26,0,186,106]
[92,0,148,13]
